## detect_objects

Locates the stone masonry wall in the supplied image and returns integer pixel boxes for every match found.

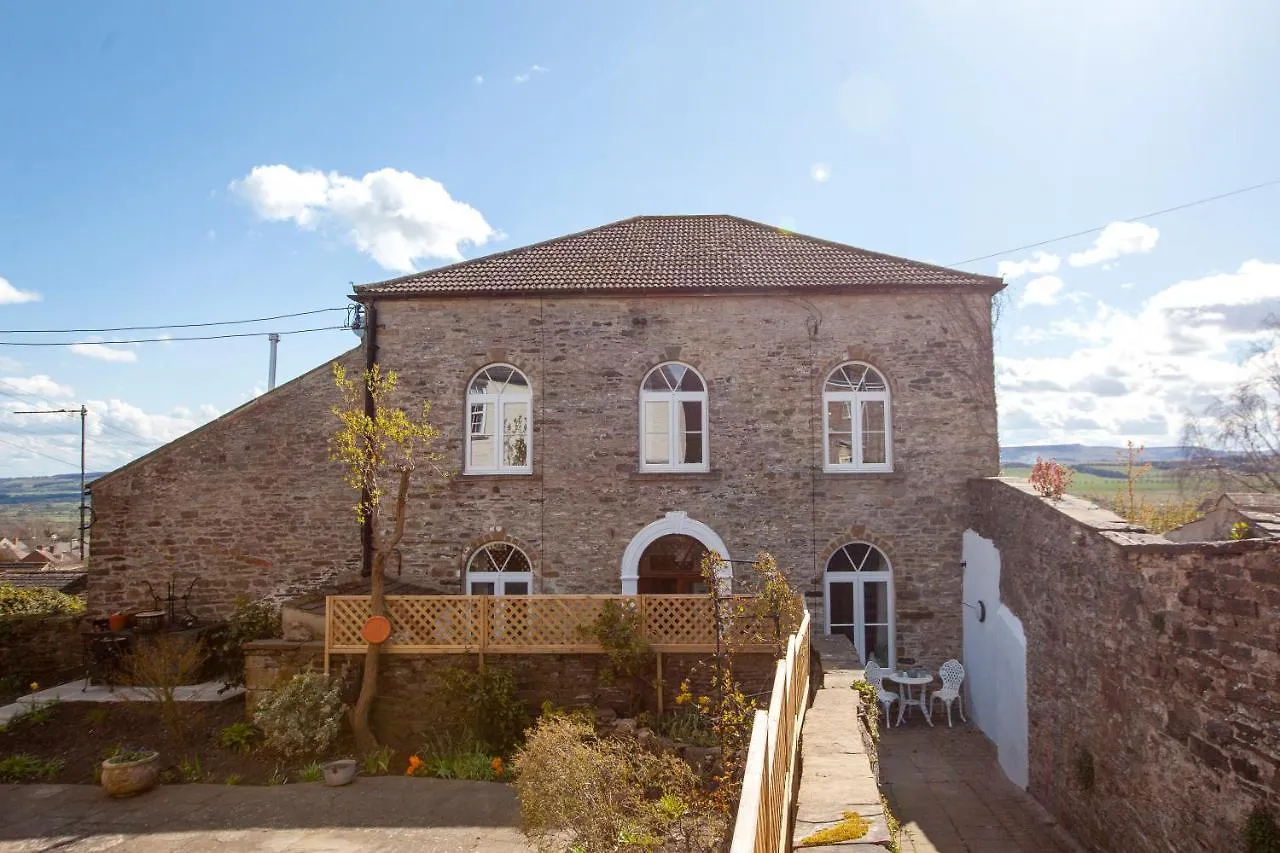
[87,350,365,620]
[369,290,998,668]
[968,478,1280,853]
[0,614,84,689]
[244,640,777,746]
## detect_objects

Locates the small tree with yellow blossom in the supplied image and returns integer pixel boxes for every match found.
[331,363,443,753]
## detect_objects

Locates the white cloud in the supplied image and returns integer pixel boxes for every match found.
[1019,275,1064,307]
[1068,221,1159,267]
[810,163,830,183]
[0,375,74,400]
[996,251,1060,281]
[0,276,41,305]
[69,341,139,363]
[473,74,484,85]
[513,64,548,84]
[997,259,1280,446]
[231,165,497,272]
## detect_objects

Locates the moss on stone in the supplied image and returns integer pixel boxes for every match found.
[799,811,871,846]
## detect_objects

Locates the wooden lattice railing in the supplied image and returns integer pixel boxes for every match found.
[730,610,812,853]
[324,593,787,660]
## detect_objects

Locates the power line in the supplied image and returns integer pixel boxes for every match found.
[949,177,1280,268]
[0,306,349,335]
[0,325,347,346]
[0,434,80,469]
[0,380,154,447]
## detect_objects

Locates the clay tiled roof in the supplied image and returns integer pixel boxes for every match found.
[356,215,1002,298]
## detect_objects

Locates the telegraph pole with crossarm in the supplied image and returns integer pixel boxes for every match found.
[12,405,88,561]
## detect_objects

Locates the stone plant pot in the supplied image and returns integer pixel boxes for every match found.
[100,752,160,798]
[323,759,357,787]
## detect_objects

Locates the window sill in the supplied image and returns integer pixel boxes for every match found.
[457,471,539,482]
[815,468,904,480]
[629,469,722,481]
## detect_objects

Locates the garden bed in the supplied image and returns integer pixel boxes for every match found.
[0,697,363,786]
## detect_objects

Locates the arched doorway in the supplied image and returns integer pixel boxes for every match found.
[620,511,731,594]
[637,534,708,594]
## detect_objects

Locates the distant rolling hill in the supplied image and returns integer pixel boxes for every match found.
[999,444,1195,466]
[0,473,106,507]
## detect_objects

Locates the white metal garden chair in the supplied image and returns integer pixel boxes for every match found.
[929,659,966,727]
[864,658,899,729]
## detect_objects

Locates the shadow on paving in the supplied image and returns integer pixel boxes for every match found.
[876,718,1077,853]
[1,777,526,846]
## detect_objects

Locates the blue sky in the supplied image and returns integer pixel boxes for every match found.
[1,0,1278,476]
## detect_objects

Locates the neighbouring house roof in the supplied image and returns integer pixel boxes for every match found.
[1223,492,1280,538]
[0,567,88,594]
[354,214,1004,298]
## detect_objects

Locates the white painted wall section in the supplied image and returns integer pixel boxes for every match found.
[961,528,1029,790]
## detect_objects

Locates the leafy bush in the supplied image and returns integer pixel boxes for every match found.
[1246,806,1280,853]
[435,665,530,754]
[252,670,346,759]
[297,761,324,783]
[219,721,261,754]
[578,600,654,715]
[210,598,281,689]
[0,753,63,781]
[514,713,724,852]
[0,583,85,617]
[361,745,393,775]
[654,707,718,748]
[1029,457,1073,499]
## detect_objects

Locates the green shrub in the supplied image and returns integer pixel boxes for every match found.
[219,721,261,754]
[0,583,84,617]
[654,706,718,748]
[297,761,324,783]
[252,670,346,759]
[361,745,393,776]
[513,713,724,852]
[435,665,529,754]
[1246,806,1280,853]
[209,598,281,689]
[578,600,654,715]
[0,753,63,782]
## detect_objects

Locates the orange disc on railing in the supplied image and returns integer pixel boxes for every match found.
[361,615,392,644]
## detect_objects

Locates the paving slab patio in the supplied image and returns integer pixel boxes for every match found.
[0,777,532,852]
[877,720,1082,853]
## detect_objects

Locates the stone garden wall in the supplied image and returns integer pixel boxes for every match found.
[244,640,778,745]
[968,478,1280,852]
[0,614,84,690]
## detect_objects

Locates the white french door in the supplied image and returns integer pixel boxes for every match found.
[824,571,894,669]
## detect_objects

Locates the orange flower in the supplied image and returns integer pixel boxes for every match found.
[406,755,423,776]
[490,756,504,778]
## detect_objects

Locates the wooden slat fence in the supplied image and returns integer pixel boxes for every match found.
[729,610,811,853]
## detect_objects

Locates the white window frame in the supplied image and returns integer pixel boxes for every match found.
[638,362,710,473]
[822,361,893,473]
[465,364,533,475]
[464,542,534,596]
[823,543,895,670]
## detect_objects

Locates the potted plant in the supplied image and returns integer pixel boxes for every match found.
[100,746,160,797]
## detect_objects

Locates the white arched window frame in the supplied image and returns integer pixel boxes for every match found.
[465,542,533,596]
[465,364,532,475]
[823,542,894,670]
[639,362,709,472]
[823,362,892,472]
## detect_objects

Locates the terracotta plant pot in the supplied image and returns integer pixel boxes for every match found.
[323,759,357,787]
[107,613,130,632]
[100,751,160,797]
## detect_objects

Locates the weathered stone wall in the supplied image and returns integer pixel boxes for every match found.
[369,290,998,668]
[0,613,84,689]
[968,478,1280,853]
[244,640,778,745]
[87,350,365,620]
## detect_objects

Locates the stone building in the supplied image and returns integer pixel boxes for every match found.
[89,215,1003,668]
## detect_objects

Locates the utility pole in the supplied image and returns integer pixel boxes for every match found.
[12,406,88,561]
[267,332,280,391]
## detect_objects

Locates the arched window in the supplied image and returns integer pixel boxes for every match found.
[823,362,891,472]
[466,364,532,474]
[824,542,894,668]
[640,362,708,472]
[465,542,533,596]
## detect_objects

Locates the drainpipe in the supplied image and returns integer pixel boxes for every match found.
[360,299,378,578]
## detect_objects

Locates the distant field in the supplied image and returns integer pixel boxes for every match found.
[1000,463,1212,506]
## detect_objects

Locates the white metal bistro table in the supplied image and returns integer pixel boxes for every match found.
[888,668,934,726]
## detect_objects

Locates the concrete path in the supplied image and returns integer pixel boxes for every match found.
[878,722,1080,853]
[0,681,242,727]
[0,777,532,852]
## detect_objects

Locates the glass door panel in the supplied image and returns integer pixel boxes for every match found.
[826,580,855,645]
